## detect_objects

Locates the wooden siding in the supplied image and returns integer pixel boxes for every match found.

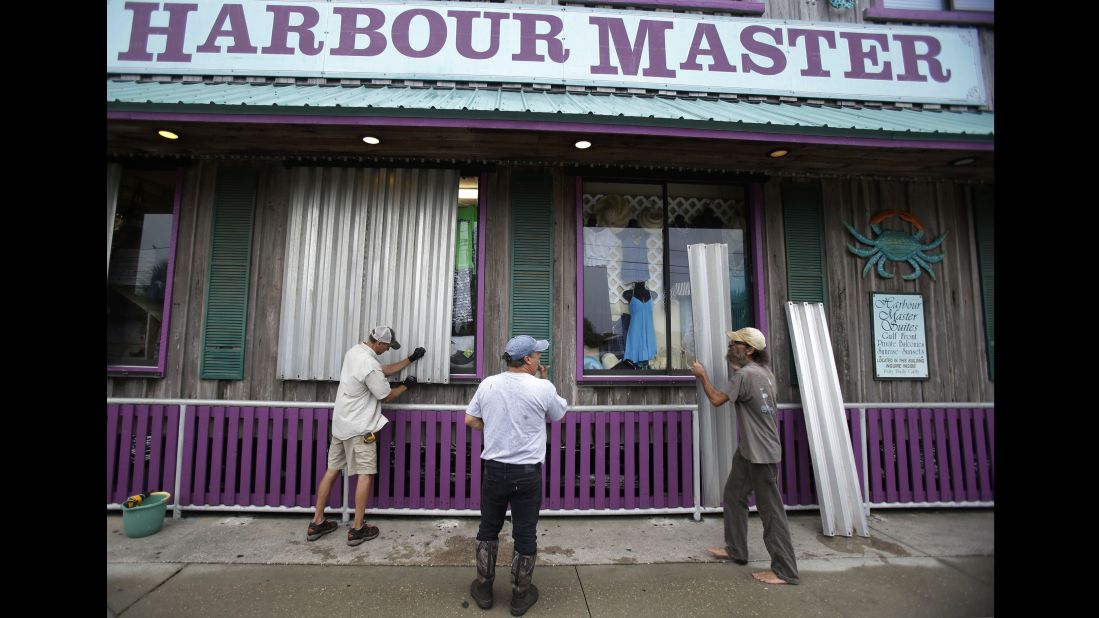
[109,163,991,408]
[764,177,994,404]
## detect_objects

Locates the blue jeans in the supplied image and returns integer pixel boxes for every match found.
[477,460,543,555]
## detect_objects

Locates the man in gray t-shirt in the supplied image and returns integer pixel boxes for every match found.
[692,327,800,585]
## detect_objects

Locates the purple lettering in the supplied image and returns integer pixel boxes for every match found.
[840,32,892,80]
[262,5,323,56]
[740,26,785,76]
[331,7,386,57]
[118,2,198,62]
[893,34,951,83]
[196,4,256,54]
[392,9,446,59]
[511,14,569,63]
[448,10,508,61]
[589,17,676,78]
[679,23,736,73]
[788,29,835,78]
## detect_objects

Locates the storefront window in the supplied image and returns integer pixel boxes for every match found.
[580,181,751,378]
[107,168,179,373]
[277,167,478,383]
[450,176,480,376]
[865,0,993,25]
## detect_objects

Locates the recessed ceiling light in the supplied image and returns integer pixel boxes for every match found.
[768,148,789,158]
[362,136,380,145]
[158,130,179,140]
[951,157,975,166]
[575,140,592,149]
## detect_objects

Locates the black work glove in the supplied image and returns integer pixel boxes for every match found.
[402,376,417,389]
[409,347,426,362]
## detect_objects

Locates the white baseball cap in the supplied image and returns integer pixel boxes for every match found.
[369,326,401,350]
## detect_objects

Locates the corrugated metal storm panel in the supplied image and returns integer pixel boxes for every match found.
[201,169,257,380]
[278,167,370,381]
[785,302,869,537]
[361,168,458,383]
[688,243,735,508]
[277,168,457,383]
[106,81,995,138]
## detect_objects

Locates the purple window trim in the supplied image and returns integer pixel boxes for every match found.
[580,375,697,383]
[574,177,764,384]
[563,0,765,15]
[449,171,489,382]
[574,176,585,383]
[106,112,994,152]
[107,168,184,378]
[863,2,994,26]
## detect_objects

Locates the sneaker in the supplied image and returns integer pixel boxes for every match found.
[306,519,338,541]
[347,523,380,546]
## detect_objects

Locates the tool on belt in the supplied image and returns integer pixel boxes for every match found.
[363,432,377,444]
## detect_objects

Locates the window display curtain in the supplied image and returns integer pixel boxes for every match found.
[277,167,458,383]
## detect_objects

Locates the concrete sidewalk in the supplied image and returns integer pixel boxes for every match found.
[107,509,994,617]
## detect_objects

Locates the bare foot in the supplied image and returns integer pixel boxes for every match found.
[705,546,730,559]
[752,571,789,585]
[706,547,747,564]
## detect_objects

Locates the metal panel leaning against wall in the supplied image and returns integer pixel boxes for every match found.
[277,167,458,383]
[688,243,735,507]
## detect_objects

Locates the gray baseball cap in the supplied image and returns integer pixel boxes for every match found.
[504,335,549,360]
[369,325,401,350]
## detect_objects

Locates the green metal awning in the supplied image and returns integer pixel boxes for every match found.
[107,79,993,143]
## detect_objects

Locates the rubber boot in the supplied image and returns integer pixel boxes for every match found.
[509,552,539,616]
[469,540,498,609]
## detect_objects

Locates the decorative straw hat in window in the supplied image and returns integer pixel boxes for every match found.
[638,206,663,229]
[595,195,631,228]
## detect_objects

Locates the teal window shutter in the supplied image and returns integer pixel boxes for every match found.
[510,173,554,371]
[200,169,258,380]
[973,186,994,381]
[782,181,827,385]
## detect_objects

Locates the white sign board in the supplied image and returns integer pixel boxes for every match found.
[106,0,988,105]
[871,292,929,380]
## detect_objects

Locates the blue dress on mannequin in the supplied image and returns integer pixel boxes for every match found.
[624,294,656,364]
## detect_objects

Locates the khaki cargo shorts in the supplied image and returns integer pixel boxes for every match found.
[327,433,378,476]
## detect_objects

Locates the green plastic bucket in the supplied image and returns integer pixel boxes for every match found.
[122,493,169,538]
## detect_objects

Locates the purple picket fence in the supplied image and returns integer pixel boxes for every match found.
[112,406,695,511]
[764,408,862,507]
[544,410,695,510]
[108,403,992,511]
[865,407,994,504]
[177,406,335,508]
[106,404,181,504]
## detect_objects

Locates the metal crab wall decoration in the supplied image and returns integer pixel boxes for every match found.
[844,210,947,280]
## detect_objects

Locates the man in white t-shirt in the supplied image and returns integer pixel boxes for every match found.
[306,326,426,546]
[465,335,568,616]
